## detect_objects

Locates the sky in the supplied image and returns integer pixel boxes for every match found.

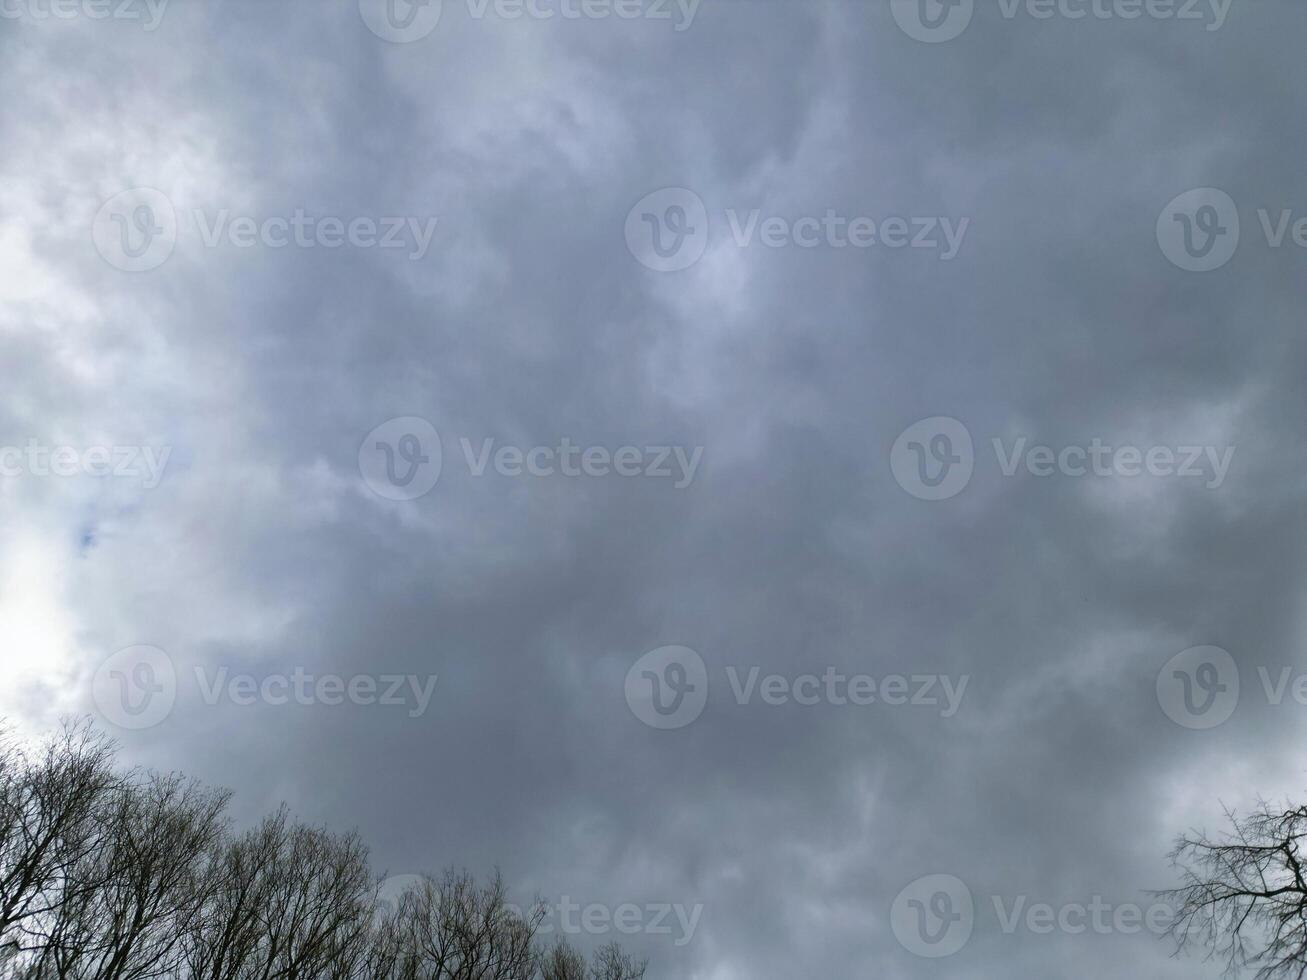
[2,0,1307,977]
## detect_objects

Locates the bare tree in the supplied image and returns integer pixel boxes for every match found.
[386,868,543,980]
[31,772,229,980]
[1163,800,1307,979]
[537,940,587,980]
[538,940,645,980]
[181,809,291,980]
[252,820,374,980]
[355,895,414,980]
[182,809,375,980]
[0,722,121,961]
[585,943,646,980]
[0,722,653,980]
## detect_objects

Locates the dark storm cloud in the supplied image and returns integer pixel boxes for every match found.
[2,0,1305,977]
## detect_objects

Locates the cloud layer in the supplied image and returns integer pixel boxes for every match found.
[3,1,1306,976]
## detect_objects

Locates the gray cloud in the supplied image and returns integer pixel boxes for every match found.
[2,0,1305,976]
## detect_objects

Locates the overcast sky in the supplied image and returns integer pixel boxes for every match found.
[3,0,1306,977]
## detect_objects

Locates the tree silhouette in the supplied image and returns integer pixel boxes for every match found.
[0,722,648,980]
[1164,800,1307,979]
